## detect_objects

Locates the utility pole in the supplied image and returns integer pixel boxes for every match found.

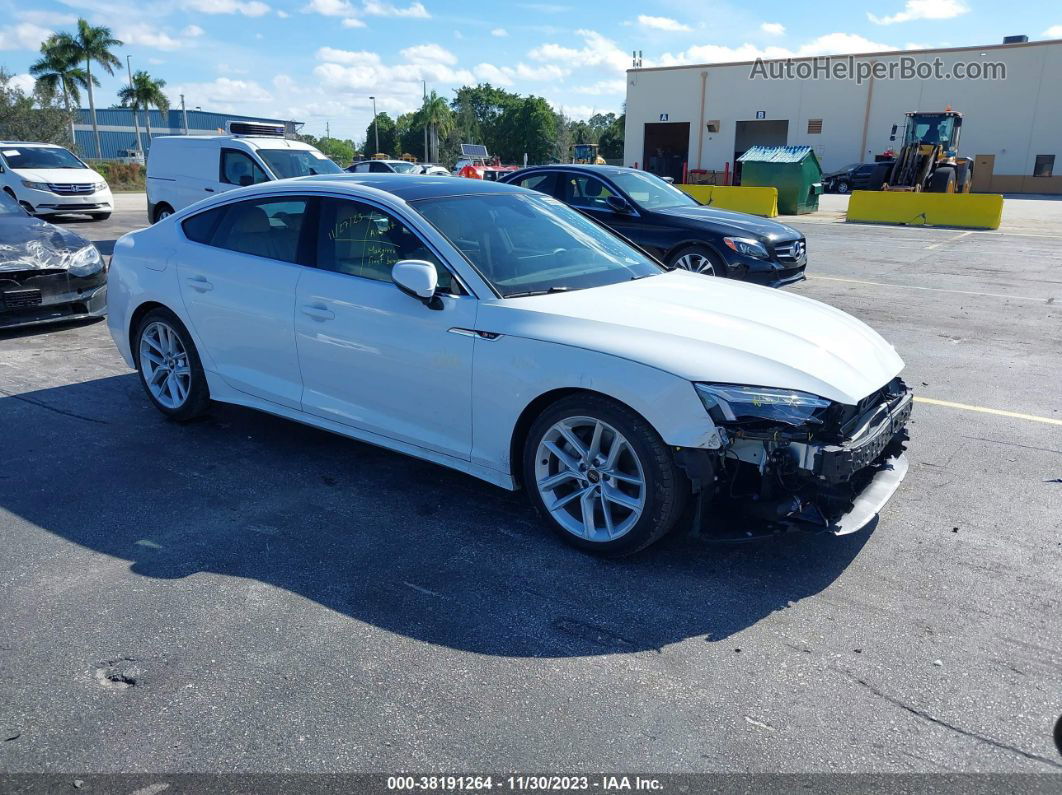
[423,80,428,164]
[126,54,143,156]
[326,120,330,139]
[369,95,379,154]
[180,94,189,135]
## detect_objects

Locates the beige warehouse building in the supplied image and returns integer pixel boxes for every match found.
[623,37,1062,194]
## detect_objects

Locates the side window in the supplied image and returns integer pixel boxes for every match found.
[516,172,557,196]
[182,206,225,244]
[566,174,614,210]
[353,162,371,173]
[210,197,309,263]
[317,198,454,293]
[369,161,391,173]
[854,165,874,177]
[221,149,269,186]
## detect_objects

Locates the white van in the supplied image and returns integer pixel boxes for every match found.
[146,122,343,222]
[0,141,113,220]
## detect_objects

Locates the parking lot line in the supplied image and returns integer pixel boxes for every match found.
[914,396,1062,426]
[807,275,1050,303]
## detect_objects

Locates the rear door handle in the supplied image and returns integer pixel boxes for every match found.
[204,188,214,193]
[185,275,213,292]
[301,303,335,321]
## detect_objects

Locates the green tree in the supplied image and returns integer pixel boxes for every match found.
[0,69,77,148]
[364,112,396,157]
[450,83,520,156]
[598,113,625,160]
[496,96,556,164]
[420,90,453,164]
[29,34,95,149]
[117,70,168,152]
[395,111,425,161]
[315,136,355,165]
[59,19,122,159]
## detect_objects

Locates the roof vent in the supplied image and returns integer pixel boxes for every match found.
[1002,35,1028,44]
[227,121,286,137]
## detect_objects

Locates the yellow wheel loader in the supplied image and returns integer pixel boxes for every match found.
[883,110,973,193]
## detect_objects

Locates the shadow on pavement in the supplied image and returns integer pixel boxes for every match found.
[0,374,871,657]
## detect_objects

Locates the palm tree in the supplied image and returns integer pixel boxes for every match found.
[61,19,122,159]
[118,71,169,152]
[29,34,96,148]
[420,91,453,164]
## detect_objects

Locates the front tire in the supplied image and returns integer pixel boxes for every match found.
[668,244,725,277]
[523,394,687,556]
[135,307,210,421]
[836,180,850,194]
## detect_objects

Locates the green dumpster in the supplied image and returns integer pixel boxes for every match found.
[737,145,823,214]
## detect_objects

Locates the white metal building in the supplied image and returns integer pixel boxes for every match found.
[624,37,1062,193]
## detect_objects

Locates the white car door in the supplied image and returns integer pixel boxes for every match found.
[176,195,309,409]
[294,196,476,460]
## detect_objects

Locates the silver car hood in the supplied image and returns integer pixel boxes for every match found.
[477,269,904,405]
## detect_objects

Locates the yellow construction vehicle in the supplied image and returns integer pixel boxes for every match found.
[883,109,973,193]
[572,143,606,165]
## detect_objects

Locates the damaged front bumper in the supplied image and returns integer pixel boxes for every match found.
[683,384,913,540]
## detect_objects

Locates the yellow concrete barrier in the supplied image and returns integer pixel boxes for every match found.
[846,190,1004,230]
[678,184,779,217]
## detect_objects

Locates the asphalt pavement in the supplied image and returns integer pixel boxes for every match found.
[1,193,1060,774]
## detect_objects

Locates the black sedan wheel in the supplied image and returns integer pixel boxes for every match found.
[836,180,850,194]
[668,245,725,277]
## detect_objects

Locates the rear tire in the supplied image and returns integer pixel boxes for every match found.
[522,394,687,556]
[668,244,725,277]
[134,307,210,421]
[929,166,956,193]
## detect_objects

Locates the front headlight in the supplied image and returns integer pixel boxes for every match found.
[21,180,51,192]
[695,383,832,427]
[93,181,108,192]
[68,244,104,277]
[722,236,769,259]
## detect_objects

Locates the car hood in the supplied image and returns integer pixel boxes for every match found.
[478,270,904,405]
[0,215,91,271]
[653,204,801,240]
[12,167,104,184]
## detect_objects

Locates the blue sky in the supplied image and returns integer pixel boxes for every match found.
[2,0,1061,143]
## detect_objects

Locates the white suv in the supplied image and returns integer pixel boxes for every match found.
[0,142,113,220]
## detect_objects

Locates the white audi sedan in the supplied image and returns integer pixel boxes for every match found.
[107,175,912,555]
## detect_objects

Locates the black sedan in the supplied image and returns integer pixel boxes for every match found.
[0,190,106,330]
[824,160,895,194]
[501,165,806,287]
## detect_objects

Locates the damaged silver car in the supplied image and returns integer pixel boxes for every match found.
[0,190,107,330]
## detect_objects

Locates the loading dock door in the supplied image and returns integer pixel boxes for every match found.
[642,122,690,183]
[734,119,789,184]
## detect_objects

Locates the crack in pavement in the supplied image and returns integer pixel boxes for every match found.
[840,670,1062,769]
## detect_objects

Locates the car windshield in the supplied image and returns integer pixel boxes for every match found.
[391,161,419,174]
[257,148,343,178]
[415,192,662,297]
[2,145,86,170]
[609,170,698,211]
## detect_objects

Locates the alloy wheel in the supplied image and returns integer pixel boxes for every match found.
[534,416,646,543]
[139,321,191,409]
[675,252,716,275]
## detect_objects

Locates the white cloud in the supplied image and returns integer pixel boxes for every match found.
[515,62,569,81]
[303,0,355,16]
[16,10,76,25]
[182,0,271,16]
[169,77,273,109]
[342,17,366,27]
[316,47,381,65]
[9,73,36,94]
[491,27,508,37]
[400,43,457,65]
[118,23,200,51]
[363,0,430,18]
[868,0,968,25]
[658,32,895,66]
[637,15,690,32]
[277,8,289,16]
[761,22,785,36]
[473,63,513,85]
[529,29,629,74]
[549,102,596,121]
[572,78,626,95]
[1043,25,1062,37]
[313,46,472,98]
[273,73,297,91]
[0,23,52,51]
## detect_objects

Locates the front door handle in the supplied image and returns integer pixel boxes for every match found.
[185,275,213,292]
[301,304,335,321]
[204,188,214,193]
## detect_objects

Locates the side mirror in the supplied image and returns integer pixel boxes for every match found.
[392,259,440,307]
[606,194,632,214]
